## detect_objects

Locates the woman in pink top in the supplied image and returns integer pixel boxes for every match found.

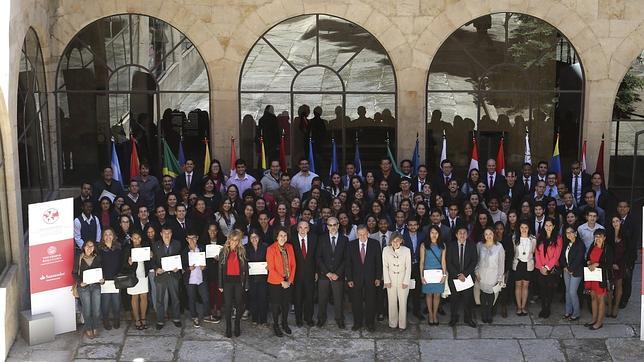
[535,217,563,318]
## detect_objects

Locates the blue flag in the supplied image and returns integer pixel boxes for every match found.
[178,139,186,169]
[110,138,123,186]
[329,138,338,176]
[308,137,316,174]
[354,140,362,177]
[411,136,420,175]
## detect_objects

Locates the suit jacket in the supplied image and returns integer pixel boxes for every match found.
[442,217,464,239]
[174,171,203,194]
[557,204,578,218]
[74,196,96,218]
[559,240,586,277]
[346,238,383,287]
[316,233,348,279]
[564,172,591,201]
[445,240,478,293]
[519,175,538,196]
[505,183,523,210]
[402,230,426,264]
[369,230,393,250]
[173,218,192,246]
[410,176,431,193]
[292,232,318,282]
[433,172,457,196]
[529,216,547,237]
[374,169,401,194]
[152,239,183,275]
[484,172,508,196]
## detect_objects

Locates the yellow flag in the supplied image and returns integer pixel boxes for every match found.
[203,138,211,175]
[260,136,267,170]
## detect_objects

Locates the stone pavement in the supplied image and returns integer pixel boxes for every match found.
[8,264,643,361]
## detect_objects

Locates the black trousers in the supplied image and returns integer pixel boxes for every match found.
[155,273,181,322]
[269,284,291,325]
[480,291,495,321]
[537,272,558,311]
[318,279,344,323]
[248,278,268,324]
[621,264,634,305]
[409,264,421,315]
[223,281,244,322]
[376,281,388,316]
[294,278,315,323]
[351,282,376,327]
[450,288,473,322]
[186,281,210,319]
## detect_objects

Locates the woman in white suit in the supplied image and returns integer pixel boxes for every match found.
[512,221,537,316]
[382,232,412,330]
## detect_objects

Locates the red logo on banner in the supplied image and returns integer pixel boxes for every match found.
[29,239,74,294]
[42,208,60,224]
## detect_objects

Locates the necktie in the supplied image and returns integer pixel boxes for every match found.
[524,178,530,191]
[180,221,185,229]
[451,220,455,231]
[301,238,307,258]
[331,236,336,251]
[360,243,366,264]
[573,175,578,202]
[537,221,542,232]
[445,176,449,186]
[459,243,464,271]
[489,175,494,189]
[381,234,387,249]
[187,174,192,188]
[549,188,554,197]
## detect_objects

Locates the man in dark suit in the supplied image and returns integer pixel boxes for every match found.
[616,201,638,308]
[74,181,95,218]
[563,161,591,205]
[316,217,348,328]
[484,159,508,196]
[174,159,202,194]
[557,191,578,217]
[403,217,426,320]
[374,157,401,194]
[93,166,124,202]
[155,175,175,208]
[442,202,463,238]
[529,202,547,237]
[446,225,478,327]
[292,221,318,327]
[434,159,457,196]
[346,225,382,331]
[152,225,184,330]
[370,218,393,321]
[587,172,617,219]
[505,170,523,210]
[520,162,538,196]
[173,204,191,246]
[410,165,430,193]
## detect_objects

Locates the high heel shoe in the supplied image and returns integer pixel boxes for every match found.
[589,324,603,330]
[583,321,596,327]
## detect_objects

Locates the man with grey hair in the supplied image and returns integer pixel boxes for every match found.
[316,217,348,328]
[292,221,318,327]
[347,225,382,332]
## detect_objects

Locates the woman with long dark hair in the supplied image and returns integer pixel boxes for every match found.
[608,216,627,318]
[584,229,613,330]
[461,168,481,197]
[200,178,222,212]
[559,226,585,321]
[494,221,514,318]
[203,159,227,194]
[266,226,296,337]
[74,240,103,338]
[98,228,123,330]
[245,229,269,325]
[214,199,237,238]
[326,172,343,198]
[123,230,150,330]
[419,225,446,325]
[534,218,563,318]
[512,221,536,316]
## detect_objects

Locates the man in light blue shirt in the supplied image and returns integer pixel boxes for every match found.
[226,159,256,195]
[291,158,318,197]
[577,208,604,256]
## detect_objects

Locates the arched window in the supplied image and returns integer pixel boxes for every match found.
[18,28,50,231]
[56,14,210,186]
[426,13,584,177]
[610,51,644,193]
[240,14,396,174]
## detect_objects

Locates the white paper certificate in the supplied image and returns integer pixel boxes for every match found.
[453,275,474,292]
[248,262,268,275]
[161,255,183,271]
[82,268,103,284]
[131,247,151,262]
[584,267,602,282]
[100,280,119,294]
[408,279,416,290]
[205,244,222,258]
[188,252,206,267]
[424,269,444,283]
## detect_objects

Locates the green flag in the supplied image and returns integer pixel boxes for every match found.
[386,139,404,177]
[162,139,180,177]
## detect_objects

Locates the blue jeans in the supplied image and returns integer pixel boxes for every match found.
[186,282,210,319]
[79,284,101,331]
[101,290,121,320]
[563,272,582,318]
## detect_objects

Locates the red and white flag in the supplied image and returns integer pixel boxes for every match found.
[469,136,479,173]
[496,137,506,176]
[229,136,237,178]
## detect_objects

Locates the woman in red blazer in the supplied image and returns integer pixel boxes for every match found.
[266,226,296,337]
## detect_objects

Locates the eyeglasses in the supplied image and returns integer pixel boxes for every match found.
[327,223,339,227]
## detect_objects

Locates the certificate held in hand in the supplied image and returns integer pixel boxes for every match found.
[188,251,206,267]
[423,269,444,283]
[82,268,103,284]
[206,244,222,258]
[161,255,182,271]
[584,267,603,282]
[453,275,474,292]
[131,247,151,262]
[248,262,268,275]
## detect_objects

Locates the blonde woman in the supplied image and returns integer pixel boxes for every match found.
[382,232,411,330]
[217,229,249,338]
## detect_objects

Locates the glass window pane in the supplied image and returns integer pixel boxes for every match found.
[292,67,343,92]
[263,15,317,71]
[318,15,365,69]
[339,47,395,92]
[241,39,297,92]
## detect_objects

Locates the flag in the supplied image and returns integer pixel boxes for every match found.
[203,138,211,175]
[550,133,562,182]
[279,131,287,173]
[595,134,605,183]
[229,136,237,177]
[411,134,420,175]
[329,137,338,176]
[110,138,123,186]
[162,139,180,177]
[581,140,587,172]
[496,137,506,176]
[259,135,267,171]
[468,136,479,173]
[386,138,404,177]
[129,135,139,181]
[440,131,447,164]
[354,137,362,177]
[178,138,186,170]
[524,129,532,165]
[308,137,316,174]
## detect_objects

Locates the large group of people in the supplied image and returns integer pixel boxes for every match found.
[71,153,638,339]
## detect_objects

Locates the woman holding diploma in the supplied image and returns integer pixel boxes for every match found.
[73,240,103,338]
[584,229,613,330]
[512,221,536,316]
[123,231,150,330]
[217,229,249,338]
[475,227,505,324]
[420,225,446,326]
[246,229,268,325]
[98,228,123,330]
[382,233,411,330]
[266,226,296,337]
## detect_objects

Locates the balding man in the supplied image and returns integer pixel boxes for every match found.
[316,217,348,328]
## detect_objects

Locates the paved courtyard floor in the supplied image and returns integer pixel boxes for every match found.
[8,263,644,361]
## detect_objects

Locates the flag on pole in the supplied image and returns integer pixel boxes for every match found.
[279,130,287,173]
[595,134,605,183]
[411,134,420,175]
[178,138,186,170]
[550,133,562,182]
[468,136,479,173]
[440,130,447,165]
[203,138,211,175]
[581,140,587,172]
[259,134,267,171]
[229,136,237,177]
[308,137,316,174]
[386,137,404,177]
[329,137,338,176]
[524,129,532,165]
[496,136,506,176]
[354,136,362,177]
[111,137,123,186]
[162,139,180,177]
[129,135,139,181]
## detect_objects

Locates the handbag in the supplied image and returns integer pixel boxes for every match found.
[71,257,82,298]
[114,271,139,289]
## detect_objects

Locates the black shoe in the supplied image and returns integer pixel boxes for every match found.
[234,320,241,337]
[584,321,596,327]
[377,314,385,322]
[351,324,362,331]
[466,320,477,328]
[113,319,120,329]
[448,319,457,327]
[273,324,283,337]
[155,323,164,330]
[538,310,547,318]
[366,325,375,332]
[172,320,182,328]
[589,324,603,330]
[337,321,346,329]
[618,302,627,309]
[282,324,292,335]
[316,320,325,327]
[103,319,112,330]
[296,320,304,327]
[306,320,315,327]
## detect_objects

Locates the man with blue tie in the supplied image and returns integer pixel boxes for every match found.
[403,217,426,320]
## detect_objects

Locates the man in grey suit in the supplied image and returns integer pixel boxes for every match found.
[316,217,348,328]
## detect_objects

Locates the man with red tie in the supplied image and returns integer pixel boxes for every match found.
[292,221,318,327]
[346,225,382,331]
